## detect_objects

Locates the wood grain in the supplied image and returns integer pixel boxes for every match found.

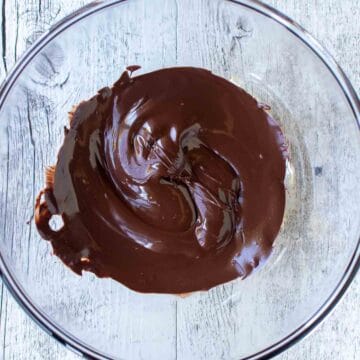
[0,1,359,359]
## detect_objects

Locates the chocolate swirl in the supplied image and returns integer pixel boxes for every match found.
[35,67,287,293]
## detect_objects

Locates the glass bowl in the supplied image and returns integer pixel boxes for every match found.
[0,0,359,359]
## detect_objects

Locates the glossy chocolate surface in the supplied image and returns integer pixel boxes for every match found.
[35,67,287,293]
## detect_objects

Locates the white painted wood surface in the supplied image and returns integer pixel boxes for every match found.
[0,0,358,359]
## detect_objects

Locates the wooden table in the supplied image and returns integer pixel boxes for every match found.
[0,0,358,359]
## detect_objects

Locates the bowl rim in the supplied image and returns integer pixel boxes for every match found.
[0,0,359,359]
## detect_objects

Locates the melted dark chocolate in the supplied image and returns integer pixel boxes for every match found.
[35,67,287,293]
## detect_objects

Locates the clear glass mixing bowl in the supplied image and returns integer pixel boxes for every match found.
[0,0,359,359]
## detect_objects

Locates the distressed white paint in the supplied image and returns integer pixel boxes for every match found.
[0,0,359,359]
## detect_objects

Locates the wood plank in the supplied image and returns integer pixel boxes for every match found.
[0,1,90,359]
